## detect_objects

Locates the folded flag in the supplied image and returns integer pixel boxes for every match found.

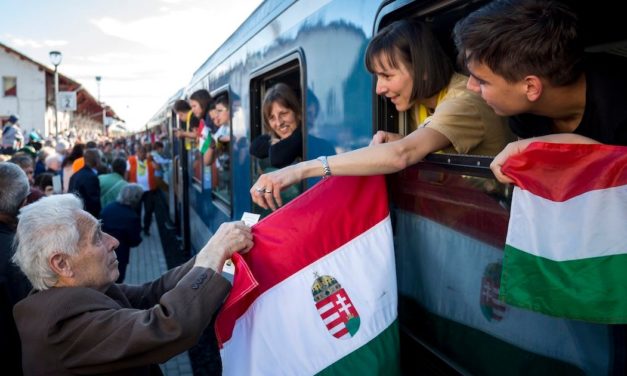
[500,142,627,323]
[216,175,400,375]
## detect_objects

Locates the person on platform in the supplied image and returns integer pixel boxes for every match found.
[12,193,252,375]
[100,184,144,282]
[0,162,32,375]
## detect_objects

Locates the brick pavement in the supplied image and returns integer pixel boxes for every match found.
[124,215,194,376]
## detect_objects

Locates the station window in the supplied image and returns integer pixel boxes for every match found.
[3,76,17,96]
[249,58,303,215]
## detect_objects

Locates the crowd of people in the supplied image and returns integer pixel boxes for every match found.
[1,0,626,375]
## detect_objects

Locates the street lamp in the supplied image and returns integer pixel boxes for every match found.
[95,76,106,135]
[49,50,62,138]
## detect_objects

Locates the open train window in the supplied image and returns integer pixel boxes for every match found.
[374,0,502,171]
[249,54,304,215]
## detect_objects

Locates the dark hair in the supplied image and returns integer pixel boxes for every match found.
[34,172,53,192]
[9,154,33,169]
[365,19,453,101]
[262,83,301,135]
[173,99,191,112]
[453,0,583,86]
[189,89,213,118]
[63,143,84,167]
[111,157,126,176]
[214,94,229,109]
[83,149,100,168]
[154,141,164,149]
[86,141,97,149]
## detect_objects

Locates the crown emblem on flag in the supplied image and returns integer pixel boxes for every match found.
[312,273,360,339]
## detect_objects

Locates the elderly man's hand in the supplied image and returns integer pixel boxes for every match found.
[194,221,253,271]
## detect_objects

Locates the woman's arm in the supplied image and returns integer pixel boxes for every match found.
[251,127,450,210]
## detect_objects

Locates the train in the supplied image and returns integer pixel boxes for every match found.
[144,0,627,374]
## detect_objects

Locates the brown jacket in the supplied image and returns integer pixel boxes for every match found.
[13,258,230,375]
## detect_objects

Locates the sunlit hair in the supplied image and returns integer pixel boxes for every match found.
[12,194,84,290]
[365,19,453,102]
[261,83,301,136]
[0,162,30,216]
[44,153,63,170]
[116,183,144,209]
[453,0,583,86]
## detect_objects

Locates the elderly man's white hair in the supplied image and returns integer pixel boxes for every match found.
[116,183,144,208]
[12,194,84,290]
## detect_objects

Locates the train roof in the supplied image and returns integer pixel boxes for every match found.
[188,0,295,89]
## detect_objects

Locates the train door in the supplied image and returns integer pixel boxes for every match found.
[249,54,304,216]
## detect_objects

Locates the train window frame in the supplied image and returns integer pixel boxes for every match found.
[248,50,305,215]
[208,86,233,215]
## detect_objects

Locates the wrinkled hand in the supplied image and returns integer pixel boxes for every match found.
[250,164,301,211]
[195,221,253,270]
[490,140,530,184]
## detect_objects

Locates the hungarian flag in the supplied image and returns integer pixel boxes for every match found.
[197,119,213,154]
[216,176,400,375]
[500,142,627,323]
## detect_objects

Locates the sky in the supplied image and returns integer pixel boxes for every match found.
[0,0,263,131]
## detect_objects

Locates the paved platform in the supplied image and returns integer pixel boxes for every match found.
[124,216,194,376]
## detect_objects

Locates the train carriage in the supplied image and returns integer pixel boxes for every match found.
[153,0,627,373]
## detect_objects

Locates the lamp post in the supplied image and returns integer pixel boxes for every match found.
[95,76,106,135]
[49,50,62,138]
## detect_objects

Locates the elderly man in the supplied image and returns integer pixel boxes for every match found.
[12,194,252,375]
[0,162,32,375]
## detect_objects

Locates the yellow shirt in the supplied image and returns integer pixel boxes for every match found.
[411,73,514,157]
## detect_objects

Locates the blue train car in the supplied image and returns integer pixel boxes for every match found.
[158,0,627,373]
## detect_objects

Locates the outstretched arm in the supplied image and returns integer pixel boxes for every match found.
[251,127,450,210]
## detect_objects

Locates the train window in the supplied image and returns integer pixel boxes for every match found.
[249,58,303,216]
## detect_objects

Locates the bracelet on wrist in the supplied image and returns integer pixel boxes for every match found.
[316,156,332,178]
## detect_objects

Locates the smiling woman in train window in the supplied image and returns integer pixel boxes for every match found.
[250,83,303,169]
[251,18,514,210]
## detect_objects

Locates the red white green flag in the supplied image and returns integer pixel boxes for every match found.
[500,142,627,323]
[197,119,213,154]
[216,176,400,375]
